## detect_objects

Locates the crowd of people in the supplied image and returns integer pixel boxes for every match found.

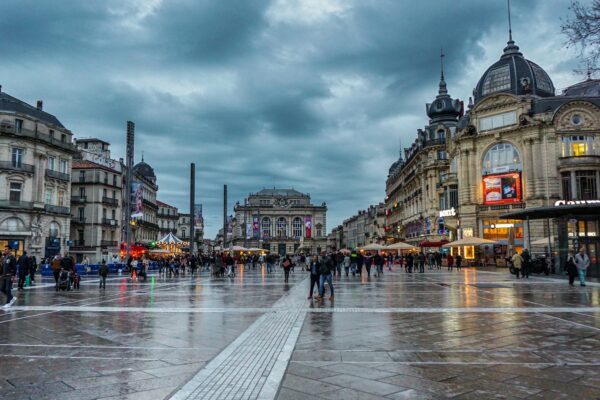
[0,244,595,308]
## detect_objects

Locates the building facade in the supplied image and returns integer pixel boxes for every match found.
[231,188,327,255]
[385,66,462,247]
[70,138,123,263]
[340,204,386,249]
[385,33,600,270]
[0,88,77,259]
[157,200,178,238]
[131,159,159,244]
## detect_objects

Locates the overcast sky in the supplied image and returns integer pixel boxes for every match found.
[0,0,587,237]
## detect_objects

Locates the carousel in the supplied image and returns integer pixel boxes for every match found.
[153,232,189,255]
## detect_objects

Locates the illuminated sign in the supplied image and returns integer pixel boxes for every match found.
[555,199,600,206]
[439,208,456,217]
[483,172,521,205]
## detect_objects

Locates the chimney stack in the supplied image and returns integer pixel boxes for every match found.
[36,100,43,111]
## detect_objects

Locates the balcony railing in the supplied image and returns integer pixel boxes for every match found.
[102,196,119,206]
[0,199,34,209]
[423,138,445,148]
[101,218,118,226]
[45,204,70,214]
[0,161,35,173]
[75,176,121,187]
[45,169,70,182]
[0,124,76,152]
[71,216,86,224]
[71,196,87,203]
[101,240,118,247]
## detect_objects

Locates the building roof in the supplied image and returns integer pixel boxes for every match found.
[72,159,116,173]
[133,160,156,179]
[157,200,176,208]
[0,90,65,128]
[254,188,308,197]
[474,39,554,104]
[562,79,600,97]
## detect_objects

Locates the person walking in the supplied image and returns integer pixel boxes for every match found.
[226,253,235,278]
[364,252,373,278]
[282,255,292,283]
[565,250,577,287]
[343,253,351,277]
[356,252,364,276]
[575,247,590,287]
[455,254,463,272]
[521,249,531,279]
[17,251,30,290]
[317,254,334,300]
[418,252,426,273]
[511,251,523,279]
[29,255,37,285]
[406,253,414,273]
[51,254,61,285]
[1,247,17,307]
[266,253,274,274]
[308,255,321,299]
[99,259,109,289]
[447,254,454,271]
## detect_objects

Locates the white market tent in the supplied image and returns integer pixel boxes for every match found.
[359,243,386,251]
[384,242,418,251]
[442,237,497,247]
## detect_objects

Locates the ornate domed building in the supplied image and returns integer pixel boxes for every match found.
[131,155,159,243]
[445,33,600,275]
[385,61,464,246]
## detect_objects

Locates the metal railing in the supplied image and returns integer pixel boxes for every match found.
[0,161,35,173]
[0,199,34,209]
[45,169,70,181]
[102,196,118,206]
[0,124,76,152]
[45,204,70,214]
[101,218,118,226]
[71,196,87,203]
[71,216,86,224]
[101,240,118,247]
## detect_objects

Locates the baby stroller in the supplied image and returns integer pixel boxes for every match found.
[56,269,70,291]
[71,271,81,290]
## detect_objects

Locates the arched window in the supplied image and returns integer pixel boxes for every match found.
[276,217,287,238]
[482,143,521,175]
[49,221,60,238]
[437,129,445,140]
[1,217,24,232]
[261,217,271,238]
[292,217,303,238]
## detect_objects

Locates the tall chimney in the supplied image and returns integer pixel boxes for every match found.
[36,100,43,111]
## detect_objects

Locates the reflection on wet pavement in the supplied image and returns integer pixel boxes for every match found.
[2,267,600,399]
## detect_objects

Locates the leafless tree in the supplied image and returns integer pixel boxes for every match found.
[562,0,600,75]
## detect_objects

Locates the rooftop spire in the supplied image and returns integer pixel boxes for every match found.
[508,0,512,42]
[141,150,144,162]
[502,0,521,57]
[438,49,448,96]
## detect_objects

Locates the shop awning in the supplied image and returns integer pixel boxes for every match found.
[419,240,449,248]
[500,203,600,220]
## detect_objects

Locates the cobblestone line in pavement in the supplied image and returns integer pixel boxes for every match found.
[170,278,308,400]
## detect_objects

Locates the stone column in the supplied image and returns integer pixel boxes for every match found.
[571,171,577,200]
[532,139,542,198]
[524,139,534,200]
[596,170,600,198]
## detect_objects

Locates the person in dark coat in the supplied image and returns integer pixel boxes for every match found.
[307,255,321,299]
[363,252,373,278]
[17,251,30,290]
[1,247,17,307]
[455,254,463,271]
[356,252,364,276]
[29,256,37,285]
[99,259,109,289]
[317,254,334,300]
[282,255,292,283]
[565,250,577,287]
[406,253,414,273]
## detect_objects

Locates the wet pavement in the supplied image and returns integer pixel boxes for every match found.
[1,267,600,399]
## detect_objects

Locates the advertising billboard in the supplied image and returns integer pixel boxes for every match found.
[193,204,203,230]
[252,216,259,238]
[305,216,312,238]
[131,182,143,218]
[483,172,521,205]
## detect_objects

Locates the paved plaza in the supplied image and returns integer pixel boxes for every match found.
[1,267,600,399]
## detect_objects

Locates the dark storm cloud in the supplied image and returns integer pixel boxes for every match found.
[0,0,584,236]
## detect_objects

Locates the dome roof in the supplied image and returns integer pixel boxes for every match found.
[474,40,555,103]
[562,79,600,97]
[426,67,462,121]
[133,160,155,179]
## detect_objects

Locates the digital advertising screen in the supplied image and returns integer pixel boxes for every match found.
[483,172,521,205]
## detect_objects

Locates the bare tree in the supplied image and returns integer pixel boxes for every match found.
[562,0,600,75]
